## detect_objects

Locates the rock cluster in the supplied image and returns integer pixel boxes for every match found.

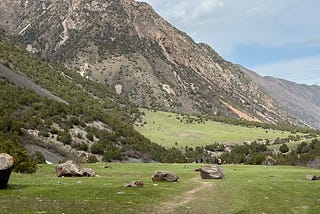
[0,153,14,189]
[55,160,95,177]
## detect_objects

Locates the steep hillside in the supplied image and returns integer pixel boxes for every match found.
[0,0,298,125]
[241,66,320,129]
[0,34,182,163]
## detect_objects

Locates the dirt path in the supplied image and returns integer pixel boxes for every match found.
[153,176,213,214]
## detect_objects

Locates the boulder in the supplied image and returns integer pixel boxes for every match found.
[265,156,277,166]
[55,160,95,177]
[151,171,178,182]
[124,180,144,188]
[199,165,225,179]
[306,175,320,180]
[0,153,14,189]
[82,168,96,177]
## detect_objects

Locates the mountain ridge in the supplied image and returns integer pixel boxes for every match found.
[241,65,320,129]
[0,0,301,126]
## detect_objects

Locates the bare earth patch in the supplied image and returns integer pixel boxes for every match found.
[153,176,213,214]
[176,132,206,138]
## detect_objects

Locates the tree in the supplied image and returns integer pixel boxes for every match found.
[279,143,289,153]
[0,139,37,173]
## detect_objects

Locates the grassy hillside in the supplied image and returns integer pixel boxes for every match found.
[135,110,297,148]
[0,33,186,163]
[1,163,319,213]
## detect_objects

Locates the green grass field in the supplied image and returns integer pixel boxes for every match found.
[1,163,319,213]
[135,110,295,148]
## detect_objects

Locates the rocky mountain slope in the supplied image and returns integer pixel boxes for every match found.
[0,0,298,125]
[0,35,181,163]
[241,66,320,129]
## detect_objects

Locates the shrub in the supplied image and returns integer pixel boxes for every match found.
[0,139,37,173]
[72,142,88,151]
[87,155,98,163]
[279,143,289,153]
[32,151,46,164]
[86,132,94,141]
[57,131,72,145]
[90,142,105,154]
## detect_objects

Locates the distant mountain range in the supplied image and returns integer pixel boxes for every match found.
[1,0,319,129]
[241,66,320,129]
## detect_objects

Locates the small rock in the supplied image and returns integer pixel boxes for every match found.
[306,175,320,180]
[151,171,178,182]
[82,168,95,177]
[124,180,144,188]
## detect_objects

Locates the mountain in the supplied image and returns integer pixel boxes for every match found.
[0,35,182,163]
[0,0,298,125]
[241,66,320,129]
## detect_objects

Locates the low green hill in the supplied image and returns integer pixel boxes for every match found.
[135,109,303,148]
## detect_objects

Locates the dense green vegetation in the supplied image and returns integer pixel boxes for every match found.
[135,109,320,167]
[1,163,319,213]
[0,32,319,171]
[0,33,187,165]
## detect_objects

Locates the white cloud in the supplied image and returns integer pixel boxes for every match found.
[138,0,320,85]
[252,55,320,85]
[139,0,320,55]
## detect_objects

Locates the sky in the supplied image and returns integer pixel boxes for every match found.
[137,0,320,85]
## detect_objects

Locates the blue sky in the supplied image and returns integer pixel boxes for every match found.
[138,0,320,85]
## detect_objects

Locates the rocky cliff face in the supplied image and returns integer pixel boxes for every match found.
[0,0,296,124]
[241,66,320,129]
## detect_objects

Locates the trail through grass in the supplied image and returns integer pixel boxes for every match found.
[1,163,320,213]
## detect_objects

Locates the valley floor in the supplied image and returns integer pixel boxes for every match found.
[1,163,320,213]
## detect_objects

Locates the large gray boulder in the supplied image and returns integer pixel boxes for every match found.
[199,165,225,179]
[151,171,179,182]
[0,153,14,189]
[55,160,95,177]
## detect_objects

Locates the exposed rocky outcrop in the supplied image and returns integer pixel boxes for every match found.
[0,0,298,125]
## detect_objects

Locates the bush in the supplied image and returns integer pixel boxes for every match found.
[32,151,46,164]
[72,142,88,151]
[0,139,37,173]
[57,131,72,145]
[87,155,98,163]
[279,143,289,153]
[102,144,121,162]
[90,142,104,154]
[86,132,94,141]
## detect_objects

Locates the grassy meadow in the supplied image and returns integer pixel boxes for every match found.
[1,163,320,214]
[135,110,295,148]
